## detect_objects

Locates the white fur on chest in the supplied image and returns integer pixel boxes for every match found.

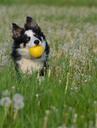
[17,58,43,74]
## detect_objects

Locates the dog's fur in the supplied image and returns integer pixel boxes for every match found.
[11,16,50,76]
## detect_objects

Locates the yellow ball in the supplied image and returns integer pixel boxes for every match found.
[29,45,45,58]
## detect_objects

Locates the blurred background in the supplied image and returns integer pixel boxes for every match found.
[0,0,97,6]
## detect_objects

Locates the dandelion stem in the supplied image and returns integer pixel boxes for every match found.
[13,110,18,120]
[65,72,70,94]
[43,110,50,128]
[1,107,9,128]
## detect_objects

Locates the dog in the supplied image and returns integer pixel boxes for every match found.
[11,16,50,76]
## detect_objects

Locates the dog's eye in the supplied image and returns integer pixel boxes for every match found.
[34,34,38,38]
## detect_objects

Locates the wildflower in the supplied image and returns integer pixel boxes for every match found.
[0,97,11,107]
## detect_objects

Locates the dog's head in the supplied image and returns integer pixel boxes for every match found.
[24,16,46,48]
[12,16,49,59]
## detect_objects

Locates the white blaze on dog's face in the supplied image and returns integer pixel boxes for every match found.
[24,30,46,48]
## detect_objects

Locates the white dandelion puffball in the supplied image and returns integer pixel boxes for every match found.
[13,93,24,102]
[14,101,24,110]
[13,93,24,110]
[0,97,11,107]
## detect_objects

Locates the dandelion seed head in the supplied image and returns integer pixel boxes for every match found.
[13,93,24,110]
[14,100,24,110]
[13,93,24,103]
[0,97,11,107]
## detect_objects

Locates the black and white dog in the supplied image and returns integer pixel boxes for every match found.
[11,16,50,76]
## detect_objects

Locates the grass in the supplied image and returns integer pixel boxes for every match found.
[0,0,97,6]
[0,5,97,128]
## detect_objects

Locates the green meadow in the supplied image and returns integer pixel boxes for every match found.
[0,1,97,128]
[0,0,97,6]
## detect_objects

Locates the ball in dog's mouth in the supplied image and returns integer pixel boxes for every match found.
[29,45,45,58]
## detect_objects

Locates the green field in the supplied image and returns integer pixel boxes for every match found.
[0,0,97,6]
[0,4,97,128]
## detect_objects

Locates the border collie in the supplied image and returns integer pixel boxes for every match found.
[11,16,50,76]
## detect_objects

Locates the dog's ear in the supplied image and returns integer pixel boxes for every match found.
[12,23,24,39]
[24,16,41,35]
[24,16,33,29]
[12,23,20,30]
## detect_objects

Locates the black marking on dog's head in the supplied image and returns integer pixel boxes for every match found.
[12,23,24,41]
[24,16,46,40]
[12,23,30,47]
[24,16,41,33]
